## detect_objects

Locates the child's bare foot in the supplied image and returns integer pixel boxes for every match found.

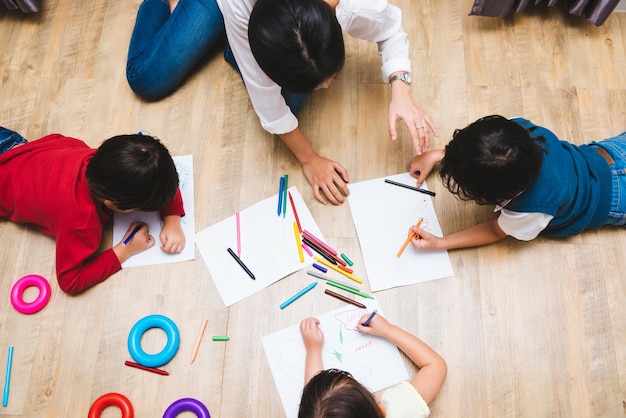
[169,0,178,13]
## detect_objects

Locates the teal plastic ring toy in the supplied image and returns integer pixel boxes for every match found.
[163,398,210,418]
[10,274,51,314]
[127,314,180,368]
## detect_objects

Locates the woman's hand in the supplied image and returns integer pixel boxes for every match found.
[388,80,438,155]
[301,155,350,205]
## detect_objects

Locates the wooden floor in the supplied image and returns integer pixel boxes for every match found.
[1,0,625,416]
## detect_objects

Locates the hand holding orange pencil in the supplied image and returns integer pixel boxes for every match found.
[396,218,423,258]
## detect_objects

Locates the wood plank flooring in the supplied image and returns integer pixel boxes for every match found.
[1,0,625,416]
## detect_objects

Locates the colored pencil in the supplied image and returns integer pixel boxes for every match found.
[293,222,304,262]
[288,191,302,233]
[302,230,337,256]
[326,280,373,299]
[340,253,353,266]
[124,360,169,376]
[324,289,367,309]
[227,247,256,280]
[337,264,353,274]
[384,178,436,196]
[3,346,13,407]
[282,174,288,218]
[306,271,360,292]
[280,282,317,309]
[312,263,327,273]
[278,176,284,216]
[121,224,142,247]
[396,218,424,258]
[306,270,328,281]
[301,241,313,257]
[301,235,345,266]
[189,319,208,364]
[362,310,378,326]
[302,237,337,265]
[212,336,230,341]
[314,256,363,284]
[236,211,241,257]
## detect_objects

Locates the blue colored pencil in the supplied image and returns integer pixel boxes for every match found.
[122,224,142,247]
[279,282,317,309]
[3,346,14,407]
[278,177,285,216]
[362,310,378,327]
[282,174,288,218]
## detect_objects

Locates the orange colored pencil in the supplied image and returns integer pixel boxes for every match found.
[396,218,423,258]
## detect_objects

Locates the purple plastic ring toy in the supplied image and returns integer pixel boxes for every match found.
[163,398,210,418]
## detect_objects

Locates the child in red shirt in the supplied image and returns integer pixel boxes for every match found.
[0,127,186,294]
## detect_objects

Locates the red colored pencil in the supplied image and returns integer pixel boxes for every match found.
[124,360,169,376]
[288,192,302,233]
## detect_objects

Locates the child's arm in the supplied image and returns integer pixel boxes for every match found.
[409,149,444,185]
[410,218,507,251]
[160,215,185,254]
[356,314,446,404]
[300,317,325,384]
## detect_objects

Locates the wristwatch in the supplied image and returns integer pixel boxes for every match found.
[389,72,411,86]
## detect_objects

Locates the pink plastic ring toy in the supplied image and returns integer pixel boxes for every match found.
[88,392,134,418]
[163,398,210,418]
[10,274,51,314]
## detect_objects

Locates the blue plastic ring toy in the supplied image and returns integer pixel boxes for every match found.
[127,314,180,368]
[163,398,210,418]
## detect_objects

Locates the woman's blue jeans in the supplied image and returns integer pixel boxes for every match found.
[126,0,306,113]
[0,126,27,155]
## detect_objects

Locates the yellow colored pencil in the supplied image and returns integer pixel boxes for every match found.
[396,218,423,258]
[293,222,304,262]
[313,255,363,284]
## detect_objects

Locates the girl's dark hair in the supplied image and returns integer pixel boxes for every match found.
[440,115,545,206]
[248,0,345,94]
[298,369,383,418]
[86,134,179,211]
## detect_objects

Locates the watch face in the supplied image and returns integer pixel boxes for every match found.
[391,72,411,85]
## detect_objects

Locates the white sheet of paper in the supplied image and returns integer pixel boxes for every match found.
[347,172,454,291]
[195,187,323,306]
[262,300,409,418]
[113,155,195,267]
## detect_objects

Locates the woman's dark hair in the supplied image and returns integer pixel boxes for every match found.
[439,115,545,206]
[86,134,179,211]
[298,369,383,418]
[248,0,345,93]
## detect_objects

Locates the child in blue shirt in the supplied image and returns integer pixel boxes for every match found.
[407,115,625,250]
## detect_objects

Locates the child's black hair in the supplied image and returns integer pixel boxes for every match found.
[298,369,383,418]
[440,115,545,206]
[248,0,345,94]
[86,134,179,211]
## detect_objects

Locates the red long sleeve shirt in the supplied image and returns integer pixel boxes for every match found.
[0,134,185,294]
